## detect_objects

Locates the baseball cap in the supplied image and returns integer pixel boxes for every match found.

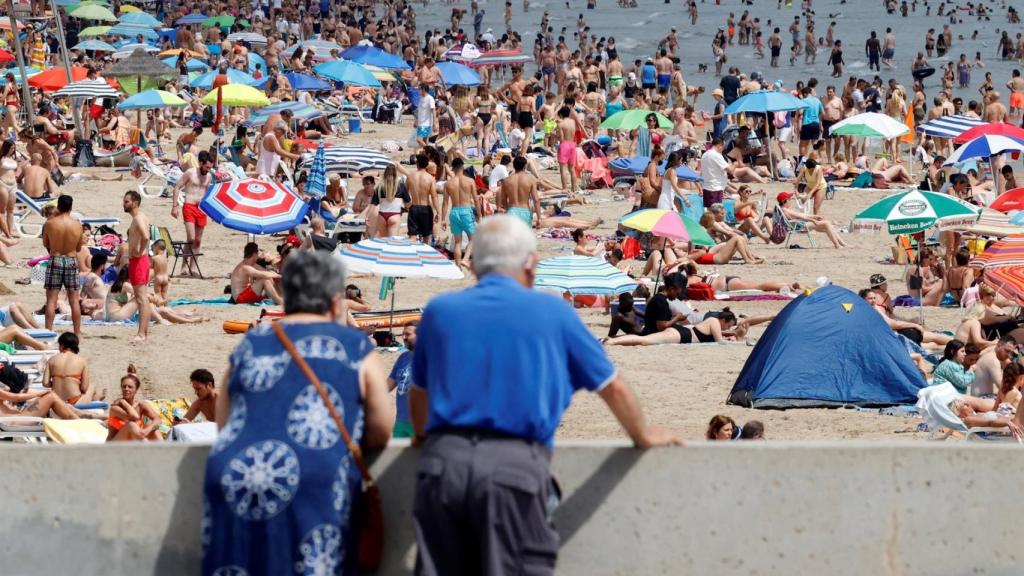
[777,191,794,203]
[870,274,888,287]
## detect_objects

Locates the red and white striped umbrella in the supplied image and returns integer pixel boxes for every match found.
[200,178,308,234]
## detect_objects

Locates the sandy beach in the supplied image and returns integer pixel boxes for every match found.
[0,116,959,441]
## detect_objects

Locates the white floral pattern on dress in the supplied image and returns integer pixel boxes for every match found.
[236,338,290,392]
[295,335,364,371]
[211,395,247,456]
[211,567,250,576]
[221,440,300,521]
[201,499,212,554]
[287,384,342,449]
[293,524,342,575]
[331,456,352,513]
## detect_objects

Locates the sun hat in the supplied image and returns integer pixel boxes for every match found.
[712,88,724,97]
[870,274,888,288]
[777,191,794,203]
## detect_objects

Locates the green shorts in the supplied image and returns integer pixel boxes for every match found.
[449,205,477,236]
[608,75,623,88]
[508,206,533,227]
[393,420,414,438]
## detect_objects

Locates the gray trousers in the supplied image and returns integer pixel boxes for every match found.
[414,431,559,576]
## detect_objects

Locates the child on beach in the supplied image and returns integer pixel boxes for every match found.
[151,240,170,306]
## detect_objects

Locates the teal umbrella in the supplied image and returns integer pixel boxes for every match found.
[313,61,381,87]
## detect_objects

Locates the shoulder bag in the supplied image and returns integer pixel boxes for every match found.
[273,322,384,572]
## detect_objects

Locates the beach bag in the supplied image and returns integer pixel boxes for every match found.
[850,171,874,189]
[273,323,385,572]
[769,212,788,244]
[51,167,65,186]
[73,139,95,168]
[687,282,716,300]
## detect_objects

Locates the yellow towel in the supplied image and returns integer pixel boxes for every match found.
[43,419,108,444]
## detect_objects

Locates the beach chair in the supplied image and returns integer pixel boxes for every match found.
[157,226,203,278]
[916,382,1018,442]
[771,205,816,248]
[14,190,120,238]
[132,153,183,199]
[0,417,47,443]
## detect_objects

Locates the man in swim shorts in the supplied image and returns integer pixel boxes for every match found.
[441,158,478,268]
[123,191,151,341]
[499,156,542,227]
[172,150,213,277]
[407,153,439,243]
[230,241,282,304]
[43,195,84,336]
[655,50,673,94]
[1007,70,1024,116]
[556,106,579,193]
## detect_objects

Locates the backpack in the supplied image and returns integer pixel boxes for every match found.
[686,282,716,300]
[769,206,788,244]
[73,138,95,168]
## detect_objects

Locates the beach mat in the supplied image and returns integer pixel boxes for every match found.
[169,296,274,307]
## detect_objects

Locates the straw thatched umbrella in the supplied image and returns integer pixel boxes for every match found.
[104,48,175,143]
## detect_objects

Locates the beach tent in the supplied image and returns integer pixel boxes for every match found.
[727,285,926,408]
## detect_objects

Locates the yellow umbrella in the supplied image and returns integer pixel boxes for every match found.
[363,64,395,82]
[201,84,270,106]
[119,4,141,12]
[159,49,205,58]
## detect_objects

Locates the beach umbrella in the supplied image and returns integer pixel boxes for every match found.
[953,122,1024,144]
[104,47,175,97]
[992,188,1024,213]
[118,89,186,110]
[244,103,325,127]
[535,255,637,296]
[600,109,672,130]
[979,266,1024,304]
[619,209,711,290]
[69,4,117,20]
[78,25,112,36]
[118,12,161,27]
[442,43,481,62]
[829,112,910,139]
[158,49,204,58]
[28,66,93,91]
[72,39,116,52]
[227,31,267,44]
[340,45,412,70]
[434,61,481,86]
[469,50,532,68]
[190,68,258,89]
[162,56,208,71]
[0,50,12,64]
[200,84,270,107]
[723,90,808,115]
[108,23,159,39]
[297,146,392,173]
[175,13,207,25]
[306,142,327,198]
[53,78,121,99]
[313,61,381,87]
[608,156,702,182]
[246,52,267,75]
[0,18,25,30]
[283,71,332,92]
[943,134,1024,199]
[948,208,1024,238]
[284,40,343,62]
[852,190,981,235]
[119,4,141,12]
[0,67,41,86]
[363,64,395,82]
[200,178,308,235]
[916,115,984,138]
[203,15,235,28]
[970,234,1024,270]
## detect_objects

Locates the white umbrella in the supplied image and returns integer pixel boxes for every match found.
[829,112,910,139]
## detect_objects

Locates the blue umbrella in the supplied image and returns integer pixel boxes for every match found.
[246,52,266,75]
[307,142,327,198]
[313,61,381,87]
[244,102,324,126]
[190,68,258,89]
[176,13,207,25]
[0,68,41,85]
[283,71,332,92]
[118,89,187,110]
[72,39,116,51]
[724,90,809,114]
[435,61,481,86]
[119,12,161,27]
[943,135,1024,166]
[162,56,208,71]
[607,157,703,182]
[340,45,412,70]
[108,23,159,39]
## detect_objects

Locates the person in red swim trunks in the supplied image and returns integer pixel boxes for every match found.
[123,191,152,342]
[230,242,283,305]
[171,150,213,276]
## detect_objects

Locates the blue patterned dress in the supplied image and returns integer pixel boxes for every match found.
[202,322,372,576]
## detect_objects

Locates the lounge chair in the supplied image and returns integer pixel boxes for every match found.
[916,382,1019,442]
[131,152,183,199]
[157,226,203,278]
[14,190,120,238]
[771,205,816,248]
[0,416,47,443]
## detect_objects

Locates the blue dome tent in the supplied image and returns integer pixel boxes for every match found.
[728,285,927,408]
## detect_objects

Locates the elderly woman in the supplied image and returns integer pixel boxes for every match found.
[203,250,393,574]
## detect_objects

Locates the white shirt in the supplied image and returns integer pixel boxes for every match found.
[488,164,510,189]
[700,149,729,192]
[415,94,436,127]
[507,128,525,150]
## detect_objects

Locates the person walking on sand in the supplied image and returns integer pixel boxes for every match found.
[171,150,213,276]
[42,195,83,336]
[122,191,151,342]
[499,156,543,228]
[441,158,479,269]
[556,106,580,193]
[407,154,439,244]
[410,215,682,576]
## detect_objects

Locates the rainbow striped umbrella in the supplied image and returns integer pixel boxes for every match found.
[468,50,532,68]
[200,179,308,234]
[535,255,637,296]
[619,208,713,245]
[970,234,1024,270]
[337,237,464,279]
[981,266,1024,304]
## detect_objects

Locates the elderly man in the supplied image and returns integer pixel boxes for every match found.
[410,215,681,576]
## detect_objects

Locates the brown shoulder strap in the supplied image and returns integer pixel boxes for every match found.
[273,322,375,486]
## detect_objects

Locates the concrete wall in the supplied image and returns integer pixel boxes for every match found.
[3,441,1024,575]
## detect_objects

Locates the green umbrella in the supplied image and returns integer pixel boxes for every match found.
[238,19,251,28]
[69,3,117,20]
[851,189,981,235]
[78,25,112,36]
[203,15,235,28]
[680,213,715,246]
[599,109,673,130]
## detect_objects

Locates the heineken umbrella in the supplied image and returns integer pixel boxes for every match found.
[829,112,910,139]
[852,190,981,235]
[600,109,672,131]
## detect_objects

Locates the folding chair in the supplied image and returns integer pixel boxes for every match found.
[772,205,816,248]
[158,226,203,278]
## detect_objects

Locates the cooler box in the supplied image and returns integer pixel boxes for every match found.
[348,118,362,133]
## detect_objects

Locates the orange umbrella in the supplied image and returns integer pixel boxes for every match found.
[28,67,120,92]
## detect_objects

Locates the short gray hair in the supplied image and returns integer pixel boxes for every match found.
[281,250,347,314]
[709,203,724,214]
[471,215,537,277]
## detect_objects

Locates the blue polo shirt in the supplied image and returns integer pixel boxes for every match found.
[801,96,824,126]
[411,274,617,446]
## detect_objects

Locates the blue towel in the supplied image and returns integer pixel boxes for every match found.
[169,296,274,307]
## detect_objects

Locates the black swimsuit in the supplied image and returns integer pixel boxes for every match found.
[673,324,716,343]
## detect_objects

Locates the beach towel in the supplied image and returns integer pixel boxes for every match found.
[714,292,795,301]
[575,153,613,188]
[151,398,191,428]
[53,318,136,327]
[168,296,274,307]
[43,419,107,444]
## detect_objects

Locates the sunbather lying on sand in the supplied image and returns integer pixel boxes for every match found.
[681,262,799,293]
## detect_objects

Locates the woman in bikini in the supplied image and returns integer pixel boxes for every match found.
[516,85,537,155]
[906,248,946,306]
[1,72,20,136]
[954,303,998,348]
[731,185,772,242]
[777,191,847,248]
[475,85,496,154]
[372,165,409,238]
[0,387,89,420]
[689,213,765,264]
[45,332,101,405]
[606,307,738,346]
[572,228,604,256]
[107,366,163,441]
[637,146,664,209]
[943,249,974,305]
[96,268,206,325]
[682,262,799,294]
[0,139,20,239]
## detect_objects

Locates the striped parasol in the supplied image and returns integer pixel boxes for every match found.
[52,78,121,99]
[337,237,464,279]
[307,142,327,198]
[442,43,482,62]
[227,31,267,45]
[283,39,344,61]
[980,266,1024,304]
[535,255,637,296]
[199,178,308,234]
[190,68,259,89]
[298,146,393,174]
[468,50,532,68]
[175,13,207,25]
[969,234,1024,270]
[948,208,1024,238]
[916,115,985,138]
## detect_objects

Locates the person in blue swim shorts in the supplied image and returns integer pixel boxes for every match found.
[441,159,479,268]
[498,156,542,229]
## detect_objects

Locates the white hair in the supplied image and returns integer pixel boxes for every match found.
[471,215,538,278]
